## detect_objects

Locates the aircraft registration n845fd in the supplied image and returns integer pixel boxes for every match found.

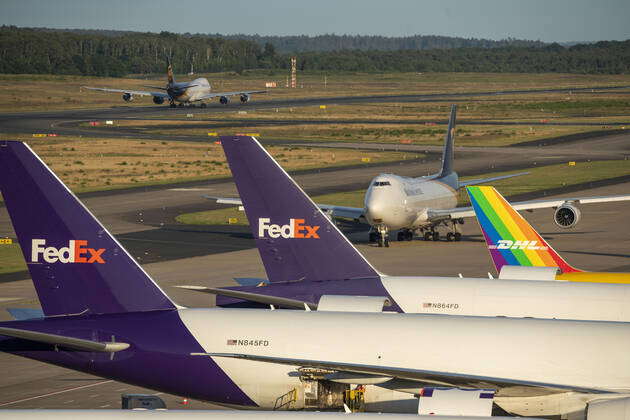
[212,104,630,247]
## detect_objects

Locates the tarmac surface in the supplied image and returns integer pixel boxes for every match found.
[0,89,629,410]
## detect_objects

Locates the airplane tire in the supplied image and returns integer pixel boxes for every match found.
[446,232,455,242]
[397,231,405,241]
[454,232,462,241]
[423,231,432,241]
[369,232,377,243]
[200,103,207,108]
[432,232,440,241]
[384,238,390,248]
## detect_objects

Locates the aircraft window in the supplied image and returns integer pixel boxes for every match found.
[373,181,391,186]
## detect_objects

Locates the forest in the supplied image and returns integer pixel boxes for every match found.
[1,26,628,76]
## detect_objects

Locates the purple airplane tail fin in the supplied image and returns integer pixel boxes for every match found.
[0,141,176,316]
[221,136,379,283]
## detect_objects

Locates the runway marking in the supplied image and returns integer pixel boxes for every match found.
[0,380,113,407]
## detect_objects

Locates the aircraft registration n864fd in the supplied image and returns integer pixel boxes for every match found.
[3,140,630,419]
[84,59,265,108]
[212,104,630,247]
[182,135,630,325]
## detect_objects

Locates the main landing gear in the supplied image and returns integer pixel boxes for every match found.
[397,229,413,241]
[419,218,465,242]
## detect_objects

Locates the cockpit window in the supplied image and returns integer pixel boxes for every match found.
[373,181,391,187]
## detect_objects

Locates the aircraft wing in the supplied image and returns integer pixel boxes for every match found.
[197,90,267,100]
[318,204,366,220]
[428,194,630,221]
[82,86,169,98]
[206,197,366,221]
[206,353,613,396]
[459,172,529,188]
[0,327,130,353]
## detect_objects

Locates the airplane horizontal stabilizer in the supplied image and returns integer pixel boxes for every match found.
[0,327,130,352]
[458,171,529,188]
[6,308,44,321]
[174,286,317,310]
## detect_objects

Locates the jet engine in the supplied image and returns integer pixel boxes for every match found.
[220,96,230,105]
[152,96,165,105]
[240,94,250,103]
[122,93,134,102]
[554,203,581,229]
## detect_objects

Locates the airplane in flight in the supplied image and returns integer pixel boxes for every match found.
[184,135,630,323]
[212,105,630,247]
[84,60,265,107]
[468,185,630,283]
[2,140,630,418]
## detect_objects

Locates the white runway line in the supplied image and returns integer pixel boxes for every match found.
[0,380,113,407]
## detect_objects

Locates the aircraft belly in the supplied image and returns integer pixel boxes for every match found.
[210,357,304,409]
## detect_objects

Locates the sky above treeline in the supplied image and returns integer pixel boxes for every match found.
[1,0,628,43]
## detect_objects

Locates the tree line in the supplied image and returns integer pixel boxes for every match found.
[215,34,546,53]
[0,26,628,76]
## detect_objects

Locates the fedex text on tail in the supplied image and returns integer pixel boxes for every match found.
[258,218,320,239]
[31,239,105,264]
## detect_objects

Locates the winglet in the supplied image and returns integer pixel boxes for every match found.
[220,136,379,283]
[467,186,580,274]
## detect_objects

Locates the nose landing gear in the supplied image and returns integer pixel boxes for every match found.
[369,226,390,247]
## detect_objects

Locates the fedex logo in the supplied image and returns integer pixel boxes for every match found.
[258,218,320,239]
[31,239,106,264]
[489,239,548,251]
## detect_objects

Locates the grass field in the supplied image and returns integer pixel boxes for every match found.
[0,136,418,194]
[0,243,25,275]
[176,159,630,226]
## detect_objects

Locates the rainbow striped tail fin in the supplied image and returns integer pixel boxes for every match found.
[467,186,580,274]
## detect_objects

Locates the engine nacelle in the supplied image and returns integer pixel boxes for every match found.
[152,96,165,105]
[240,93,250,103]
[554,203,581,229]
[219,96,230,105]
[122,93,133,102]
[587,397,630,420]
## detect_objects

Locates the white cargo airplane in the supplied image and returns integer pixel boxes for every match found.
[84,60,265,107]
[213,104,630,247]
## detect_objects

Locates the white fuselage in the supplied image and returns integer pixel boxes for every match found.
[171,78,211,103]
[180,308,630,417]
[381,275,630,321]
[364,174,457,230]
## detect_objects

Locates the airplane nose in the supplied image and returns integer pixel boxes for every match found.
[365,199,386,223]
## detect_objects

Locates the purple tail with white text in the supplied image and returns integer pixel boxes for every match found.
[220,136,379,283]
[0,141,175,316]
